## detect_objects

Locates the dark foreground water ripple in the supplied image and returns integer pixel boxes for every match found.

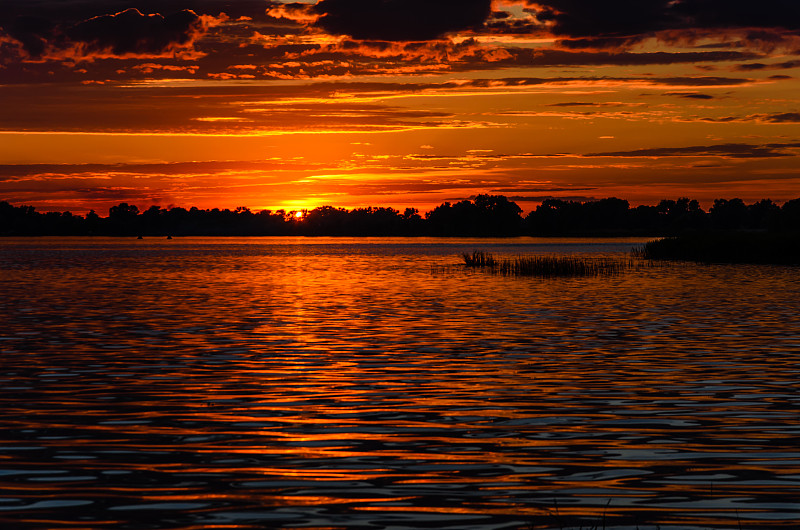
[1,237,799,530]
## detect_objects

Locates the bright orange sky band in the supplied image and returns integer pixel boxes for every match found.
[2,0,800,214]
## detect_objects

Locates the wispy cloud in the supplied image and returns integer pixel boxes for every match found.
[585,142,800,159]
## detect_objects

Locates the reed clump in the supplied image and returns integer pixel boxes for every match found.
[462,251,633,277]
[461,250,498,267]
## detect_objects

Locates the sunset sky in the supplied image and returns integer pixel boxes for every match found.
[2,0,800,214]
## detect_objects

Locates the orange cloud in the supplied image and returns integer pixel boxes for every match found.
[266,3,321,25]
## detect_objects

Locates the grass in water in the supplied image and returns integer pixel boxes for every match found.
[460,250,635,277]
[461,250,498,267]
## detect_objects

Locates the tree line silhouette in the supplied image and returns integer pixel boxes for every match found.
[2,195,800,237]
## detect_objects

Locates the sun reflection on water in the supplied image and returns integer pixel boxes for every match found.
[0,237,799,529]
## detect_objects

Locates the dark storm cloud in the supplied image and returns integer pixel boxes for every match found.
[279,0,800,45]
[532,1,668,40]
[1,10,213,59]
[669,0,800,31]
[2,13,56,57]
[0,1,268,23]
[525,0,800,47]
[0,1,265,58]
[312,0,492,41]
[67,9,205,56]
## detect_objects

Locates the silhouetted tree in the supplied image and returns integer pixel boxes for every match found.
[526,199,580,234]
[85,209,101,234]
[108,203,140,235]
[350,207,404,235]
[304,206,349,235]
[780,198,800,231]
[584,197,630,231]
[474,194,523,235]
[402,207,424,235]
[747,199,780,230]
[710,198,748,230]
[526,198,630,235]
[140,205,164,235]
[651,197,707,233]
[426,195,523,236]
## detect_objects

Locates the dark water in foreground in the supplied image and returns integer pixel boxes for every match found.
[1,237,799,530]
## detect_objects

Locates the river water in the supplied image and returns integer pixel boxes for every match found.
[1,237,799,530]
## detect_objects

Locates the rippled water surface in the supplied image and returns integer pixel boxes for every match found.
[1,237,799,530]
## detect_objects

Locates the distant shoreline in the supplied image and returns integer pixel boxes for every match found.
[3,195,799,238]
